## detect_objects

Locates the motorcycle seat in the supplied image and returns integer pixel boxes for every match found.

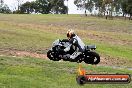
[85,45,96,50]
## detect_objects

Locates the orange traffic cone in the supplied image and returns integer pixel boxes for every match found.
[78,63,86,76]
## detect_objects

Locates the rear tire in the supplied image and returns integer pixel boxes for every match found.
[84,51,100,65]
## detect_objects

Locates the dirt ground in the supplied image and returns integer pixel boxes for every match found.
[0,49,47,59]
[0,49,130,68]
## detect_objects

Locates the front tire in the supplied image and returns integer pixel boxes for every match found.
[84,51,100,65]
[47,50,60,61]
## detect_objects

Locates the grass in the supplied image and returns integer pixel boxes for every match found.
[0,14,132,87]
[0,21,63,51]
[0,14,132,66]
[0,56,132,88]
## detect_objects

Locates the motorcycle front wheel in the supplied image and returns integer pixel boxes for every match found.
[84,51,100,65]
[47,50,61,61]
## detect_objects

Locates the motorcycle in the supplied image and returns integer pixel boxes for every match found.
[47,39,100,65]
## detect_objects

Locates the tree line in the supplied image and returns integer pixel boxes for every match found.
[74,0,132,20]
[0,0,131,19]
[15,0,68,14]
[0,0,68,14]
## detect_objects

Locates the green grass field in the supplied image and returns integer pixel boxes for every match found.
[0,14,132,88]
[0,56,132,88]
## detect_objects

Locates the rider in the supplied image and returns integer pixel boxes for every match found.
[63,29,85,60]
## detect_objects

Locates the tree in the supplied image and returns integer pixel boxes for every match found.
[16,0,23,11]
[121,0,132,20]
[93,0,105,16]
[20,1,31,14]
[74,0,125,18]
[49,0,67,14]
[0,4,11,13]
[65,0,68,15]
[74,0,114,16]
[0,0,11,13]
[35,0,49,14]
[19,0,67,14]
[127,0,132,19]
[74,0,94,16]
[121,0,127,17]
[113,0,122,15]
[0,0,4,4]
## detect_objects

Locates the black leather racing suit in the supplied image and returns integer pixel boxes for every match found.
[64,35,85,60]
